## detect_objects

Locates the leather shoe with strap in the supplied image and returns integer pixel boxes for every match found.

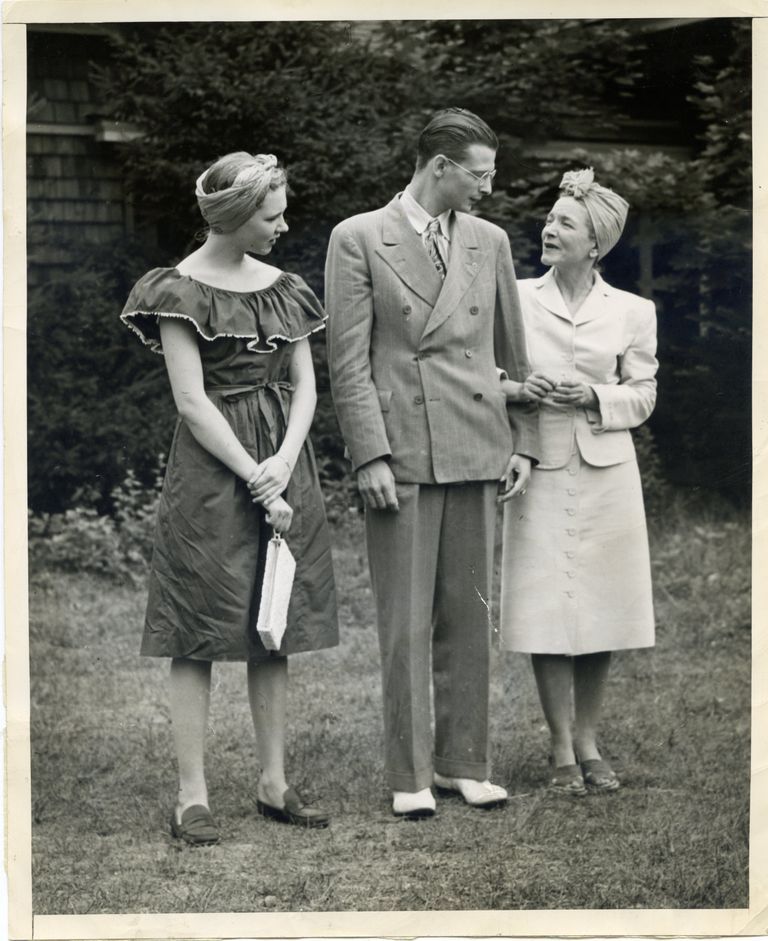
[434,773,508,807]
[392,787,436,819]
[580,757,620,793]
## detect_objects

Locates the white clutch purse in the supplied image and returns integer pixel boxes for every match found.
[256,531,296,651]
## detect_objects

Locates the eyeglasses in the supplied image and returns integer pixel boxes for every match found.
[441,155,497,186]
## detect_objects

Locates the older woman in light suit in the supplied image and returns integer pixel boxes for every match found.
[499,169,658,796]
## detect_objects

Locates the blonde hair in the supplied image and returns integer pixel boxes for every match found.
[195,152,287,234]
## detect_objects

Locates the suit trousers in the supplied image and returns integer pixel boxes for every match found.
[365,481,497,791]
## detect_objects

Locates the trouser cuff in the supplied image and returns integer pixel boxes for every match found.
[433,754,489,781]
[386,765,434,792]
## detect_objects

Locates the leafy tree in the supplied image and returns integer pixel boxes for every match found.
[95,19,648,282]
[93,21,440,281]
[403,19,644,141]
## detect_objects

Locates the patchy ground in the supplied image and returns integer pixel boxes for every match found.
[29,496,750,912]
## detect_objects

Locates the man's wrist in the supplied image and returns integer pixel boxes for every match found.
[501,378,525,403]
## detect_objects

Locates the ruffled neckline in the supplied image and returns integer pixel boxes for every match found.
[121,267,326,355]
[166,267,288,297]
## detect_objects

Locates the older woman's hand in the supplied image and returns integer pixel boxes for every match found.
[264,495,293,533]
[551,380,599,409]
[501,372,556,403]
[521,371,557,402]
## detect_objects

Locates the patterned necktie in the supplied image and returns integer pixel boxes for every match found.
[424,218,447,280]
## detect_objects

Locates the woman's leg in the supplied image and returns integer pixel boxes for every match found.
[531,653,575,766]
[572,651,612,761]
[248,656,289,806]
[169,657,212,817]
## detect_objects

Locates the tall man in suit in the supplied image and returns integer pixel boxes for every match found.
[326,108,538,817]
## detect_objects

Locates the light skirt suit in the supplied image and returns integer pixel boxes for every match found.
[500,269,657,656]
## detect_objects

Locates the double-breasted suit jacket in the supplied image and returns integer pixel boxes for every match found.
[519,268,658,469]
[326,195,538,481]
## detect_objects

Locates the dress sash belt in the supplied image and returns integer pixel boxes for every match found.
[206,381,293,450]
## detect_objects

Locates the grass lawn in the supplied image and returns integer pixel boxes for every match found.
[29,493,750,913]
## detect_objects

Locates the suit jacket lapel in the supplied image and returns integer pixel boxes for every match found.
[535,268,612,327]
[573,271,612,326]
[421,214,488,339]
[533,268,573,323]
[375,196,443,306]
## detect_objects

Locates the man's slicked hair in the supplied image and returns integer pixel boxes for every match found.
[416,107,498,169]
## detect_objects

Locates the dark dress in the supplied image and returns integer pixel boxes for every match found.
[121,267,339,661]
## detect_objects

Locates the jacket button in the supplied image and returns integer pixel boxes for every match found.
[465,349,473,358]
[403,305,412,315]
[414,395,424,405]
[469,305,479,315]
[473,392,483,401]
[567,488,576,496]
[566,528,576,536]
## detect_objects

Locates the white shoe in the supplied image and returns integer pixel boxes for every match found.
[434,773,508,807]
[392,787,436,818]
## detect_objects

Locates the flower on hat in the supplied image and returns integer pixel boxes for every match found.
[560,167,595,199]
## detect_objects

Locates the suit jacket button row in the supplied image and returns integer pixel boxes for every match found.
[414,395,424,405]
[464,349,473,358]
[403,305,412,315]
[469,306,479,315]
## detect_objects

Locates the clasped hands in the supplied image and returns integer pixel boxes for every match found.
[513,371,598,409]
[247,454,294,532]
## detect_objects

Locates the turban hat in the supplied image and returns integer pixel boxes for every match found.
[559,168,629,260]
[195,153,283,234]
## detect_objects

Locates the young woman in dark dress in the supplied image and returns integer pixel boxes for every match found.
[121,152,338,844]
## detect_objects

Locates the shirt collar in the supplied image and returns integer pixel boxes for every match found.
[400,186,452,240]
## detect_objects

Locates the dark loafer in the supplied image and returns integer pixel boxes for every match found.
[580,758,620,792]
[170,804,220,845]
[257,786,330,829]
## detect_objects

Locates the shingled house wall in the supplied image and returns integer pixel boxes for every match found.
[26,26,140,284]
